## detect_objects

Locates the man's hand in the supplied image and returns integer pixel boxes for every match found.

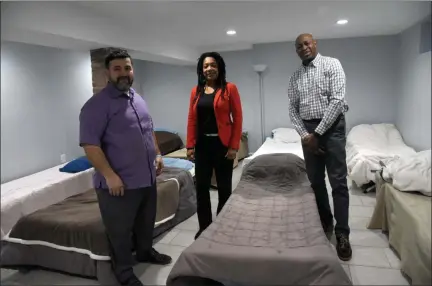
[156,155,164,176]
[105,173,124,196]
[187,149,195,161]
[302,134,325,155]
[225,148,237,160]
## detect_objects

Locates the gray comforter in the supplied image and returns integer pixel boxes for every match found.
[167,153,351,286]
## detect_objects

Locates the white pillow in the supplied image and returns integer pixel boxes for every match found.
[272,128,301,143]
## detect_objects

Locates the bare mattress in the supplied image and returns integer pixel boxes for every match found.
[0,167,196,283]
[167,153,351,286]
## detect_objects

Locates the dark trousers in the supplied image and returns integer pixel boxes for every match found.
[302,116,350,236]
[96,184,157,282]
[194,135,234,232]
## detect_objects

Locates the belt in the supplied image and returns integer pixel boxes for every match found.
[303,114,344,124]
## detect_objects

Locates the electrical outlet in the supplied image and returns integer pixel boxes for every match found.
[60,154,67,163]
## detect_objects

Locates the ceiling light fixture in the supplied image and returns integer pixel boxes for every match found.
[336,19,348,25]
[226,29,237,36]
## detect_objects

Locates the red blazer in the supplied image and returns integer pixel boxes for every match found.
[186,82,243,150]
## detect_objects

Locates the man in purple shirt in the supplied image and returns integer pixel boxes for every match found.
[79,49,171,286]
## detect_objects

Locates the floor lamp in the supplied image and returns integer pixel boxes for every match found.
[253,64,267,144]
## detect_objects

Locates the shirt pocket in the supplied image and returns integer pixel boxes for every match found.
[314,70,330,96]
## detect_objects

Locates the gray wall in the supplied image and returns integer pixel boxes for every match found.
[396,19,431,151]
[135,35,400,152]
[3,28,427,183]
[1,41,93,183]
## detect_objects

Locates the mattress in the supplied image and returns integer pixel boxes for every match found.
[1,163,94,238]
[244,137,304,165]
[0,167,197,283]
[167,153,351,286]
[368,173,431,285]
[165,147,188,159]
[346,123,416,186]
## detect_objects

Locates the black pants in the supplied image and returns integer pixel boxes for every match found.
[195,135,234,232]
[96,184,157,283]
[302,116,350,236]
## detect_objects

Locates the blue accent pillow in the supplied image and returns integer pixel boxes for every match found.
[162,157,194,170]
[59,156,93,173]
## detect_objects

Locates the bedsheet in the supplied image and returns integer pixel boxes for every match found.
[167,154,351,286]
[1,164,94,238]
[346,123,416,186]
[244,137,304,165]
[381,149,431,196]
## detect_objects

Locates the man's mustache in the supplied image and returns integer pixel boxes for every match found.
[117,77,131,83]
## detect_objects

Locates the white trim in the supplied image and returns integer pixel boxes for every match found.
[3,234,111,261]
[3,178,181,261]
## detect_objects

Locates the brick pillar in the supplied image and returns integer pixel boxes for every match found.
[90,47,121,95]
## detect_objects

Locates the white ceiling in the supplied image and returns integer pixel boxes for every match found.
[1,1,430,65]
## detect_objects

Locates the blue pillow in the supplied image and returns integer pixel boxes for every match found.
[162,158,194,170]
[59,156,92,173]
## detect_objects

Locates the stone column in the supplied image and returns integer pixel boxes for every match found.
[90,47,119,95]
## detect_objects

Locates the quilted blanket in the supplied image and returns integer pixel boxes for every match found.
[166,153,351,286]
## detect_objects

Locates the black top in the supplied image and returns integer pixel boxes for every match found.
[197,91,218,135]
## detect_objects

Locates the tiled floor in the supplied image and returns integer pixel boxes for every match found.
[1,161,410,285]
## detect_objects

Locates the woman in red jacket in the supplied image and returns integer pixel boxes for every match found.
[186,52,243,239]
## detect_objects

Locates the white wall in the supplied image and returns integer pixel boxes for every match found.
[396,19,431,151]
[1,41,93,183]
[135,35,400,152]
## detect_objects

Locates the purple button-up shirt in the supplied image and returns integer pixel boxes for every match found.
[79,83,156,190]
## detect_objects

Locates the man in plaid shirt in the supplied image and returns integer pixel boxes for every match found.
[288,33,352,261]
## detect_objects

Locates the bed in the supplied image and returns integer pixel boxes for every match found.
[1,162,94,239]
[0,167,197,284]
[154,129,184,155]
[166,153,352,286]
[164,131,250,189]
[163,157,195,177]
[346,123,416,187]
[368,168,431,285]
[244,128,303,166]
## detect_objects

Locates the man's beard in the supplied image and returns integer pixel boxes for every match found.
[111,76,133,91]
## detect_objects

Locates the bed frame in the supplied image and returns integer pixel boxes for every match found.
[368,172,431,285]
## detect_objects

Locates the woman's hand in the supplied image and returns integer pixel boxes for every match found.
[187,149,195,161]
[225,148,237,160]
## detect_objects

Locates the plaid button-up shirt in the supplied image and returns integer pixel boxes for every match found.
[287,53,349,138]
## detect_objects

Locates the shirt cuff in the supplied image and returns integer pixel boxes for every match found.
[300,131,309,139]
[314,126,325,136]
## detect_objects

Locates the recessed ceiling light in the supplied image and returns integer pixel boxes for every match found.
[226,29,237,36]
[337,19,348,25]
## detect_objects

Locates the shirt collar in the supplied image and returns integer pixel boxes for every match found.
[302,53,322,68]
[309,53,322,67]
